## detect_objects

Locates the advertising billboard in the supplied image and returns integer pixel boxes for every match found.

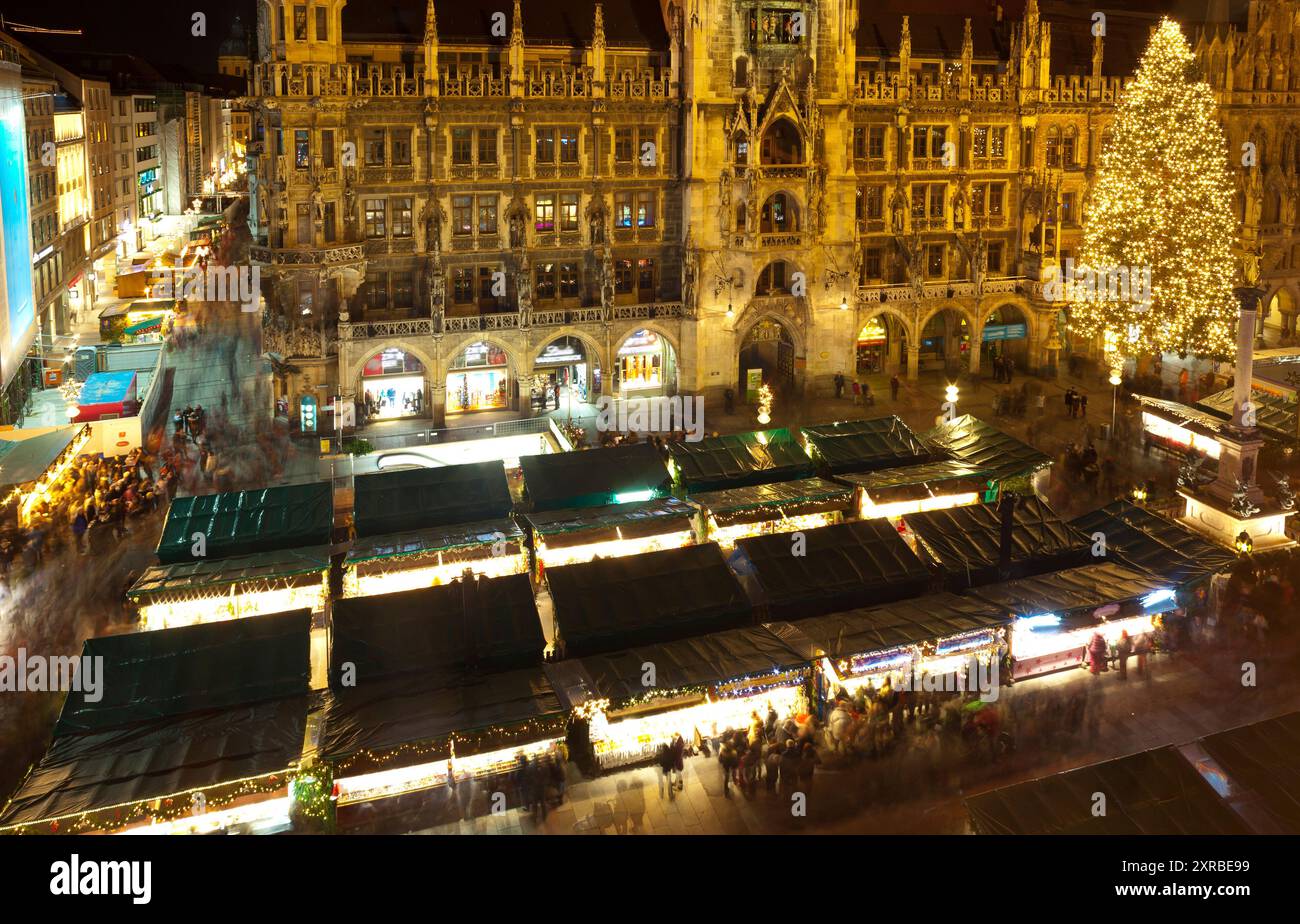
[0,75,34,390]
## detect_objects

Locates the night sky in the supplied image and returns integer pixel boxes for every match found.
[0,0,255,80]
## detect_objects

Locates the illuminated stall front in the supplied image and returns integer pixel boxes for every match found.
[688,477,853,550]
[552,622,816,770]
[796,593,1010,698]
[343,519,527,598]
[1137,397,1225,461]
[524,496,696,578]
[446,341,510,414]
[128,546,330,630]
[0,424,93,528]
[835,459,989,521]
[0,610,312,835]
[666,428,814,494]
[324,574,558,812]
[967,562,1181,681]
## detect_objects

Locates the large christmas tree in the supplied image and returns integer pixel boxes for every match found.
[1067,18,1237,363]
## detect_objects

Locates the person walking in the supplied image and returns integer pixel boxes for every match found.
[656,742,673,799]
[1135,632,1151,679]
[1079,393,1089,418]
[669,732,686,791]
[851,380,861,405]
[1116,630,1132,681]
[890,374,900,401]
[834,372,845,399]
[764,740,781,795]
[718,736,738,797]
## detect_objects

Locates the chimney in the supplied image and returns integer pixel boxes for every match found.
[998,492,1018,575]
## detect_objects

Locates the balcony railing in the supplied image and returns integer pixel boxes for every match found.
[250,243,366,267]
[856,277,1027,304]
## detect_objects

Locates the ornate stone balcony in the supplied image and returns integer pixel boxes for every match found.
[250,243,366,268]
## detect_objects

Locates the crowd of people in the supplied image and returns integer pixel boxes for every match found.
[0,447,172,581]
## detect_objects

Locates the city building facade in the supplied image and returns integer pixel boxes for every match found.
[245,0,1300,429]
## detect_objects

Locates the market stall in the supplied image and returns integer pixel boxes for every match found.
[128,546,330,630]
[1070,500,1238,588]
[689,477,854,550]
[552,622,817,770]
[0,610,312,835]
[1135,396,1227,461]
[352,460,513,536]
[965,745,1252,834]
[519,441,671,510]
[0,424,93,527]
[343,518,527,598]
[903,495,1092,590]
[73,370,138,423]
[734,518,931,620]
[796,593,1011,696]
[967,561,1180,680]
[98,299,176,344]
[921,413,1053,488]
[324,574,560,811]
[524,496,696,577]
[156,481,334,564]
[800,416,937,475]
[835,459,990,520]
[546,543,752,657]
[666,427,814,493]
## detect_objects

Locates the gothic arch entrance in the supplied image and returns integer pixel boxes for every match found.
[738,316,796,402]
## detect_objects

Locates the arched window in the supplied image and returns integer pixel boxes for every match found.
[760,193,800,232]
[1045,126,1062,167]
[756,261,790,296]
[760,119,803,165]
[734,133,749,166]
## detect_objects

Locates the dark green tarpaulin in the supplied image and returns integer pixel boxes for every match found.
[966,746,1251,834]
[1199,386,1297,439]
[525,497,695,549]
[689,477,853,527]
[801,417,935,474]
[905,495,1091,589]
[0,694,310,828]
[127,546,330,600]
[520,442,671,510]
[795,592,1010,659]
[667,428,814,492]
[157,482,334,564]
[330,573,544,681]
[352,461,513,537]
[966,561,1171,618]
[320,666,564,775]
[922,414,1052,481]
[1069,501,1236,587]
[547,543,752,657]
[571,622,816,705]
[736,519,931,620]
[834,459,990,492]
[1200,711,1300,834]
[345,518,523,566]
[55,609,312,736]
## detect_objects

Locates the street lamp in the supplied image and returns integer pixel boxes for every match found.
[1235,530,1253,554]
[945,383,959,407]
[1109,369,1122,435]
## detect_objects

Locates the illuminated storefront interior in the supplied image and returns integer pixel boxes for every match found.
[1141,410,1223,460]
[856,318,888,375]
[362,348,427,420]
[447,341,510,413]
[533,336,596,405]
[616,328,675,396]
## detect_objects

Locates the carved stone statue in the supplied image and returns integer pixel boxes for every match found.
[506,194,529,249]
[600,245,615,318]
[420,197,446,253]
[681,231,698,313]
[718,168,732,229]
[888,178,908,234]
[310,177,324,221]
[516,253,532,326]
[585,193,607,245]
[343,178,357,224]
[427,248,446,324]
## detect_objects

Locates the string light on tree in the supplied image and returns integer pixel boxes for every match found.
[1067,17,1238,361]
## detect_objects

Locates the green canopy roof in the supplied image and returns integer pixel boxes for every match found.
[128,546,331,600]
[667,428,814,492]
[525,497,696,548]
[801,417,935,474]
[834,459,991,492]
[157,483,334,564]
[922,414,1052,481]
[1198,386,1298,439]
[352,461,513,537]
[520,442,672,510]
[688,477,853,526]
[0,426,83,492]
[345,518,523,566]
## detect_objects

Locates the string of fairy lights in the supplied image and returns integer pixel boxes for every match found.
[1068,18,1239,367]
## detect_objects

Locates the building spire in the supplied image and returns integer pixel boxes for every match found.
[424,0,438,46]
[593,3,605,51]
[961,17,973,65]
[511,0,525,49]
[900,15,912,71]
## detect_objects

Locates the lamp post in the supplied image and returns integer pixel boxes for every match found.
[1109,370,1122,435]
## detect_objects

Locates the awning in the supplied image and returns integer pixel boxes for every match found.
[570,622,818,706]
[1069,501,1237,587]
[922,414,1052,482]
[345,518,524,567]
[0,426,83,492]
[1199,711,1300,834]
[520,442,672,510]
[330,573,544,679]
[127,546,331,601]
[965,746,1251,834]
[320,666,564,776]
[157,482,334,564]
[904,495,1092,589]
[965,562,1171,619]
[55,609,313,736]
[735,518,931,620]
[667,428,814,492]
[0,695,309,829]
[795,592,1011,659]
[801,417,936,474]
[352,461,513,537]
[525,497,696,550]
[547,543,752,657]
[689,477,853,527]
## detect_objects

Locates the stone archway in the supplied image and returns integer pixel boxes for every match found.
[980,302,1032,371]
[1263,286,1298,346]
[737,313,799,402]
[915,303,978,377]
[441,336,521,417]
[531,329,607,411]
[611,325,680,398]
[352,344,438,425]
[856,306,916,377]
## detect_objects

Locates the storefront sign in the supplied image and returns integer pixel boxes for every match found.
[300,395,317,433]
[618,330,660,354]
[745,368,763,403]
[982,323,1027,342]
[536,343,582,364]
